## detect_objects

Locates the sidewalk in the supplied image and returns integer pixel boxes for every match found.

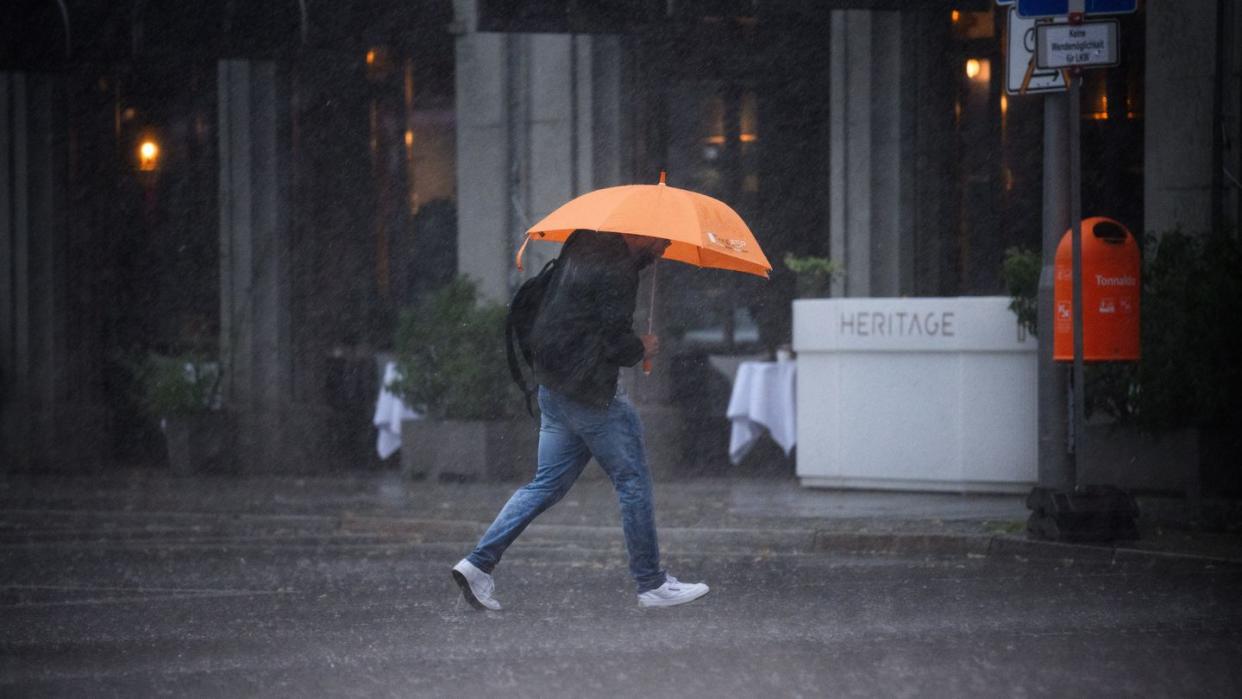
[2,470,1240,564]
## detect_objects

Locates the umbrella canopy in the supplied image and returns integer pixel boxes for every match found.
[518,172,770,278]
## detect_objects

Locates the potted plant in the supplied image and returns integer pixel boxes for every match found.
[784,253,843,298]
[134,353,233,474]
[1001,245,1040,337]
[389,277,535,481]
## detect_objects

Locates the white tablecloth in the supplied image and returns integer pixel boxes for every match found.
[373,362,422,459]
[726,360,797,465]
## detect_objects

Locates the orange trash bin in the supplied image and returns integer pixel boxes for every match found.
[1054,217,1141,362]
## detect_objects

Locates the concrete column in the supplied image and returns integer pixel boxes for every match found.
[1145,0,1218,234]
[828,10,915,298]
[1,72,105,470]
[828,11,868,297]
[591,35,628,190]
[909,8,956,297]
[218,60,296,471]
[3,73,58,469]
[1227,0,1242,230]
[453,0,626,302]
[454,4,511,302]
[0,72,32,469]
[525,33,577,277]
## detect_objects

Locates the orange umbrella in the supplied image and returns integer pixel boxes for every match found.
[516,172,770,278]
[517,172,768,374]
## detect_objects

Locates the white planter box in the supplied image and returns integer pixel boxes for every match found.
[793,297,1037,493]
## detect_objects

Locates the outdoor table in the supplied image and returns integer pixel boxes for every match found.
[726,359,797,465]
[372,361,421,459]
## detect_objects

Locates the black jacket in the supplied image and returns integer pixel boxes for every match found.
[531,230,652,407]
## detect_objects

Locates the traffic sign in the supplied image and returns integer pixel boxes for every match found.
[1006,7,1066,94]
[1036,21,1120,69]
[1017,0,1135,18]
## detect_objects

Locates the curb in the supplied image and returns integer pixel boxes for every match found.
[985,535,1242,566]
[339,514,1242,566]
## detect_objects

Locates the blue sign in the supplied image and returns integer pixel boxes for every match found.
[1017,0,1136,17]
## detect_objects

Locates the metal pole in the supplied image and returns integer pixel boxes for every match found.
[643,260,658,375]
[1038,92,1073,490]
[1068,66,1085,478]
[1211,0,1226,235]
[1029,2,1139,541]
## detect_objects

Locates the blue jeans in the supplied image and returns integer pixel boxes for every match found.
[466,386,666,593]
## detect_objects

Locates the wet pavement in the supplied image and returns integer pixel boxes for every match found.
[2,472,1241,697]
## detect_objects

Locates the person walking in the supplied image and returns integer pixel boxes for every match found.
[451,229,710,611]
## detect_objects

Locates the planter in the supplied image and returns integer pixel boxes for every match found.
[162,412,235,475]
[400,418,539,482]
[793,297,1037,493]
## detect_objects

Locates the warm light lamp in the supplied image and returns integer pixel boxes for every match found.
[138,139,160,171]
[965,58,990,83]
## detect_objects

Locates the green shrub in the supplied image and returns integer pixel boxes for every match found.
[1001,246,1040,337]
[1001,230,1242,432]
[133,353,222,417]
[390,277,518,420]
[783,253,843,298]
[1134,230,1242,432]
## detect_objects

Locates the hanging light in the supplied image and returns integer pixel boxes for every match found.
[138,138,160,171]
[965,58,990,83]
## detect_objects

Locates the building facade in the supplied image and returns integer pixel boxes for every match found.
[3,1,1239,485]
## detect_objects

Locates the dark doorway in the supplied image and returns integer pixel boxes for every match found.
[636,15,832,357]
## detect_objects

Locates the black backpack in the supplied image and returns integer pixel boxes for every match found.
[506,257,559,417]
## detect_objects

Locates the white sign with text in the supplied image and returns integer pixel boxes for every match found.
[793,297,1034,353]
[1036,21,1120,69]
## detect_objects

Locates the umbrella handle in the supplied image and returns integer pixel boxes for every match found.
[643,261,658,375]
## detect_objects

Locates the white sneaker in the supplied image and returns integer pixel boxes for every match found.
[452,559,502,611]
[637,575,710,608]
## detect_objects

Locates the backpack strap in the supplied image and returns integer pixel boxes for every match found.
[505,306,536,417]
[506,258,558,418]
